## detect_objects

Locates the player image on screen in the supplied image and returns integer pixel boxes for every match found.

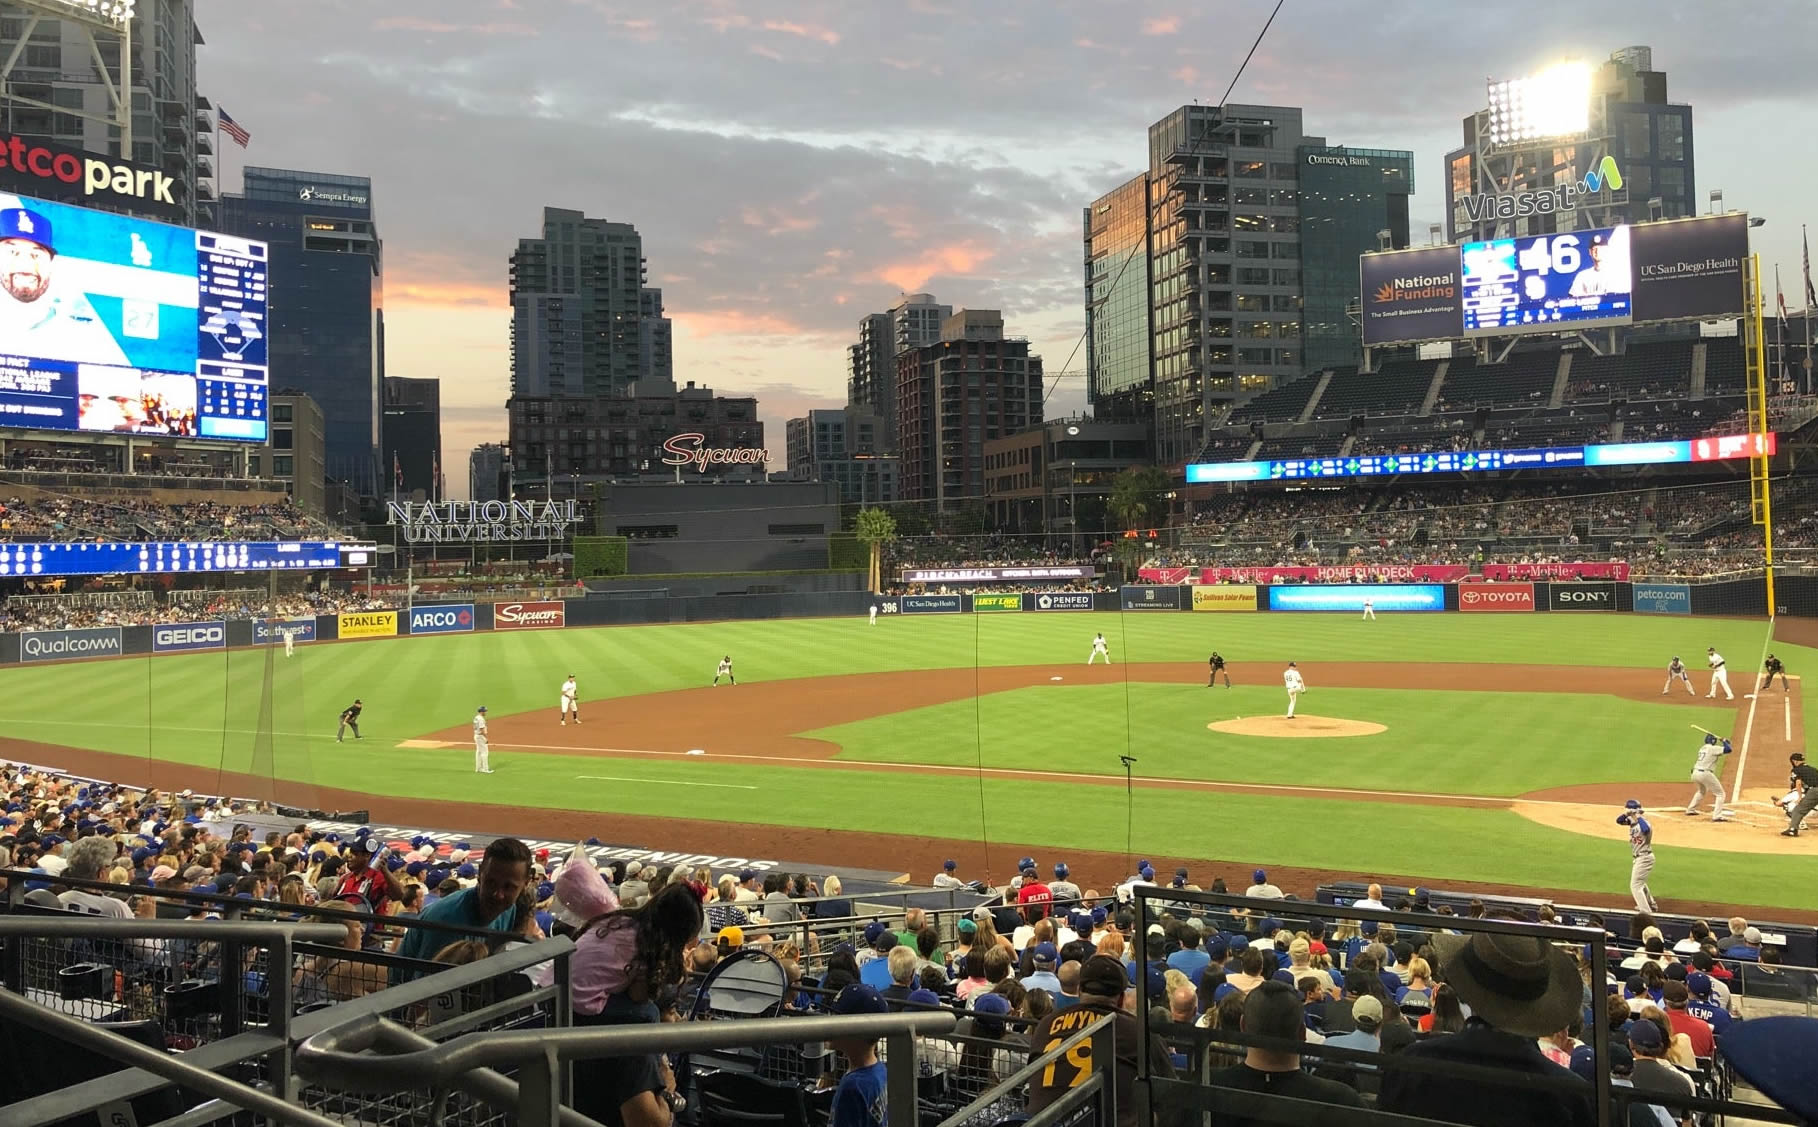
[1461,224,1633,336]
[0,207,132,367]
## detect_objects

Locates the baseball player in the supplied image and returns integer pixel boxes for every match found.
[336,700,363,742]
[1615,799,1657,912]
[1361,597,1375,621]
[282,627,295,658]
[1783,752,1818,838]
[1208,651,1230,689]
[560,674,580,726]
[1706,648,1733,700]
[1661,656,1694,696]
[713,655,735,686]
[1283,662,1306,718]
[0,206,130,366]
[1684,733,1733,821]
[868,599,879,626]
[473,706,492,774]
[1088,633,1111,665]
[1759,653,1790,694]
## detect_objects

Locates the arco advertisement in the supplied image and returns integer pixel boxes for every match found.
[408,604,476,635]
[1192,586,1258,612]
[493,601,566,630]
[1547,582,1617,611]
[1457,583,1536,613]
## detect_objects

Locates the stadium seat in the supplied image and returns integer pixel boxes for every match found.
[695,1069,815,1126]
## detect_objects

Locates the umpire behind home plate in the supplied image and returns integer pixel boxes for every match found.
[1784,753,1818,838]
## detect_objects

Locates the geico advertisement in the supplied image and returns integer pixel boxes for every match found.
[1192,585,1258,612]
[152,620,227,652]
[338,611,399,638]
[408,604,476,635]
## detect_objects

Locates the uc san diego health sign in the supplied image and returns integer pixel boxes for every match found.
[387,501,582,543]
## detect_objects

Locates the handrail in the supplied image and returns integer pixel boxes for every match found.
[294,1009,957,1093]
[934,1010,1115,1127]
[288,934,573,1037]
[0,990,342,1127]
[0,915,348,943]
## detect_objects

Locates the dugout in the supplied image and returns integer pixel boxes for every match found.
[595,480,840,574]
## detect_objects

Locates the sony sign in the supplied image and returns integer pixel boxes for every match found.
[660,433,768,473]
[386,500,583,543]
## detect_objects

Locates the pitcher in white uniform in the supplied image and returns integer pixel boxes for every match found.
[1684,733,1732,821]
[473,706,492,773]
[1283,662,1306,718]
[1706,648,1733,700]
[560,675,580,725]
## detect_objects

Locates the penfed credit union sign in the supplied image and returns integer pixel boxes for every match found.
[387,500,582,543]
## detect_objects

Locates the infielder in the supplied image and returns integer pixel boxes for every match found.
[1784,752,1818,838]
[1088,633,1111,665]
[1706,648,1733,700]
[473,706,492,774]
[1615,799,1657,912]
[1283,662,1306,718]
[1684,733,1733,821]
[714,655,736,686]
[1208,651,1230,688]
[1361,598,1376,621]
[1759,653,1790,693]
[560,674,580,726]
[1661,656,1694,696]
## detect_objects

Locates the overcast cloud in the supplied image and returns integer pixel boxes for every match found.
[196,0,1818,495]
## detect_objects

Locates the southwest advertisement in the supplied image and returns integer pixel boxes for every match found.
[1548,582,1617,611]
[338,611,399,639]
[1192,586,1258,612]
[1359,245,1463,347]
[493,601,567,630]
[20,626,122,663]
[1457,583,1536,613]
[254,617,315,646]
[408,604,476,635]
[970,593,1023,613]
[1632,583,1692,615]
[152,620,227,652]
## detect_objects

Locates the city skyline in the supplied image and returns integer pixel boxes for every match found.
[195,1,1818,497]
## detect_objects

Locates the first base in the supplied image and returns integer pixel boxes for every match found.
[1050,676,1063,681]
[687,749,706,756]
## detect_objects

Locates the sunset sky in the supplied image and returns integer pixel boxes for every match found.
[196,0,1818,497]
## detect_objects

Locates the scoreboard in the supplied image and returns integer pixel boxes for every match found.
[0,541,377,576]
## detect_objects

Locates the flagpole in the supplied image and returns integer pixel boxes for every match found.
[1776,265,1786,394]
[1805,225,1815,397]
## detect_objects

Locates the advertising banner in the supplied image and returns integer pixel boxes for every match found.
[971,593,1023,613]
[1120,586,1185,611]
[254,617,315,646]
[493,601,567,630]
[1192,586,1258,612]
[1457,583,1536,613]
[1630,213,1748,324]
[1632,583,1692,616]
[1268,585,1446,612]
[1359,245,1464,346]
[408,604,476,635]
[0,133,185,221]
[900,594,962,615]
[1136,567,1194,585]
[1548,582,1618,611]
[901,565,1095,584]
[1194,565,1472,584]
[1029,592,1093,612]
[337,611,399,639]
[152,620,227,652]
[20,626,122,663]
[1482,562,1630,581]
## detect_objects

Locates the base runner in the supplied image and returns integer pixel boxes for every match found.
[1661,656,1694,696]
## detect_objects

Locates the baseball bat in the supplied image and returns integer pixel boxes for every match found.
[1689,723,1722,738]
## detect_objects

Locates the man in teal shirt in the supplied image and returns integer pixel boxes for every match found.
[395,838,533,976]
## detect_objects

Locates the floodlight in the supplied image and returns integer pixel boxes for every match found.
[13,0,133,31]
[1485,61,1591,145]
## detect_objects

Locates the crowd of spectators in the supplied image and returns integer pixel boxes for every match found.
[0,589,395,632]
[0,494,341,543]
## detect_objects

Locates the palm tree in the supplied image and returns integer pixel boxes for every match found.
[854,507,897,593]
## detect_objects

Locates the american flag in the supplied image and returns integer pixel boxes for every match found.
[218,108,250,148]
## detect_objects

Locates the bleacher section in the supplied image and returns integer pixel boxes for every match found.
[1432,351,1558,410]
[1314,359,1437,418]
[1566,339,1694,403]
[1621,396,1745,442]
[1348,415,1474,458]
[1226,370,1328,423]
[1483,408,1611,448]
[1703,336,1748,394]
[1253,432,1347,460]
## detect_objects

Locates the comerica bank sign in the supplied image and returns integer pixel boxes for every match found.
[386,501,583,543]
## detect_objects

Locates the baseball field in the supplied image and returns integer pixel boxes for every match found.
[2,611,1815,918]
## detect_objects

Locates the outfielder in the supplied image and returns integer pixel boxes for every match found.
[869,600,879,626]
[473,706,492,774]
[1759,653,1790,693]
[560,675,580,726]
[1208,651,1230,688]
[1706,648,1733,700]
[1661,656,1694,696]
[1684,733,1733,821]
[1615,799,1657,912]
[1088,633,1111,665]
[1283,662,1306,718]
[1361,597,1375,621]
[714,655,735,686]
[282,627,295,658]
[1784,752,1818,838]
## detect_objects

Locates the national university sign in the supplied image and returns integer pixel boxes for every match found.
[386,501,582,543]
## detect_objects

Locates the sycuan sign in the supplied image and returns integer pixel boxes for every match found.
[386,500,583,543]
[660,433,768,472]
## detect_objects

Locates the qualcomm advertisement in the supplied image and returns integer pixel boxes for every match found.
[19,625,122,663]
[1632,583,1692,616]
[0,192,269,441]
[253,617,315,646]
[1268,585,1446,612]
[408,603,476,635]
[900,594,962,614]
[152,620,226,652]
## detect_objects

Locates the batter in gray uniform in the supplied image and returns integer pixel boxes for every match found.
[1683,734,1732,821]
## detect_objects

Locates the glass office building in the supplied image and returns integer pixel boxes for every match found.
[219,167,383,495]
[1083,174,1154,422]
[1299,147,1413,373]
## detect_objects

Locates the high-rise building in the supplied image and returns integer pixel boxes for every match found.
[785,407,897,504]
[984,418,1153,541]
[219,167,383,494]
[510,207,669,397]
[0,0,216,225]
[250,391,326,513]
[1445,46,1694,243]
[382,376,441,500]
[846,294,951,451]
[508,382,763,497]
[468,442,508,503]
[1299,148,1414,373]
[1085,104,1412,464]
[897,310,1043,507]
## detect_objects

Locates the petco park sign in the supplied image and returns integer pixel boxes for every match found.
[661,433,768,473]
[386,501,582,543]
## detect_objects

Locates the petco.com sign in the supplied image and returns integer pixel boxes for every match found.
[494,601,566,630]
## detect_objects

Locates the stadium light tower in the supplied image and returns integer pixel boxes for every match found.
[1485,62,1591,145]
[0,1,137,153]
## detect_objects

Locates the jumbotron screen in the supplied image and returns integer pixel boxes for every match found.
[0,192,268,442]
[1462,225,1632,335]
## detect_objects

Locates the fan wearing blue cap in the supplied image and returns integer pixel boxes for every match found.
[932,858,963,890]
[1049,862,1082,906]
[822,984,890,1121]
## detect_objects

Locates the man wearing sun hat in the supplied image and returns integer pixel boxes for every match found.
[1377,930,1595,1126]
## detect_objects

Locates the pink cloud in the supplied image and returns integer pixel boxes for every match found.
[762,19,840,45]
[1172,65,1200,86]
[867,242,994,292]
[671,309,814,337]
[372,16,538,35]
[386,277,504,310]
[1142,15,1181,35]
[749,43,785,62]
[737,206,821,236]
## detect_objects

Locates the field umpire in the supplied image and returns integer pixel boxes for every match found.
[1208,651,1230,688]
[1759,653,1790,694]
[1784,753,1818,838]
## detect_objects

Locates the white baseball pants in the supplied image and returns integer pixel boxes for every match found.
[1686,770,1726,817]
[474,737,490,773]
[1708,669,1732,699]
[1630,854,1657,912]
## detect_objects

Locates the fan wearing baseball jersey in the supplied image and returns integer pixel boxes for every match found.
[1616,800,1657,912]
[1684,734,1733,821]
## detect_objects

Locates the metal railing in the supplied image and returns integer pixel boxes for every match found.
[933,1010,1115,1127]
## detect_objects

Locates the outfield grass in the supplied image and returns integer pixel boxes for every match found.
[0,610,1811,910]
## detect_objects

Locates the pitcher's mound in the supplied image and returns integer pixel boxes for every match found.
[1208,716,1387,738]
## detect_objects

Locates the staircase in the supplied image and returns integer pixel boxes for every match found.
[1689,342,1708,400]
[1298,370,1335,423]
[1419,361,1450,417]
[1548,352,1573,409]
